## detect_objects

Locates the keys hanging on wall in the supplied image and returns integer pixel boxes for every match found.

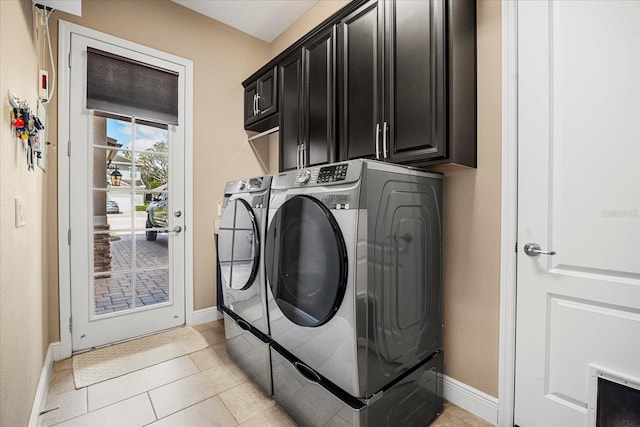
[9,93,45,171]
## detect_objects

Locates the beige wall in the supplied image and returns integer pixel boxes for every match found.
[46,0,274,341]
[442,0,501,397]
[271,0,503,398]
[265,0,350,171]
[0,1,50,424]
[271,0,350,57]
[0,2,501,424]
[44,0,351,345]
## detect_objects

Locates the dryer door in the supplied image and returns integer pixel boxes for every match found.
[266,195,348,327]
[218,198,260,293]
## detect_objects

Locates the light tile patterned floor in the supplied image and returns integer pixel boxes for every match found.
[41,320,494,426]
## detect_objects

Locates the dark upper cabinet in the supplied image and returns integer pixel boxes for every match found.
[338,0,476,169]
[303,26,336,168]
[384,0,446,164]
[244,0,475,170]
[279,27,336,172]
[244,66,278,132]
[338,0,380,161]
[279,52,302,172]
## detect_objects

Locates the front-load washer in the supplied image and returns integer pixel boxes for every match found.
[217,175,272,394]
[265,159,443,401]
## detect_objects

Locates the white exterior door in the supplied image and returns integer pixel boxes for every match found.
[68,33,186,351]
[515,1,640,426]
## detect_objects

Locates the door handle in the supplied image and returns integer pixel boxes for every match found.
[172,226,183,233]
[524,242,556,257]
[375,123,381,159]
[382,121,388,158]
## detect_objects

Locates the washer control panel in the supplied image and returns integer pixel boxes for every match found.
[224,176,272,195]
[317,163,349,184]
[274,160,362,190]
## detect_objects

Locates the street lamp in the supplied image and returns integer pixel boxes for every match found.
[110,166,122,186]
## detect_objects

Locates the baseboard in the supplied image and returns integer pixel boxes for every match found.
[443,375,499,425]
[193,306,223,325]
[28,342,59,426]
[51,341,63,362]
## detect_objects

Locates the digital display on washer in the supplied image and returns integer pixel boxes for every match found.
[317,164,348,183]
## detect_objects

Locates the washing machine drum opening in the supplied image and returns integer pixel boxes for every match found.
[218,198,260,291]
[266,195,348,328]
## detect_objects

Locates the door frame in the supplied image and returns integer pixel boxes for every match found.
[57,20,194,359]
[498,1,518,426]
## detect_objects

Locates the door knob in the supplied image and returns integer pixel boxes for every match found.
[172,226,182,233]
[174,210,182,218]
[524,242,556,257]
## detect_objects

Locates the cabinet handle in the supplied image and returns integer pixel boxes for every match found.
[375,123,381,160]
[252,94,258,116]
[300,143,305,168]
[383,122,388,158]
[256,94,261,114]
[296,144,301,169]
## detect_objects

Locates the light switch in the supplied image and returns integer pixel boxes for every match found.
[15,198,26,227]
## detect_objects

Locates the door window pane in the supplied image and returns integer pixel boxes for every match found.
[91,112,171,317]
[94,272,133,315]
[135,268,169,308]
[136,230,169,269]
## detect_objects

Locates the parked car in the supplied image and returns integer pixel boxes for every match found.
[106,199,119,214]
[146,191,168,241]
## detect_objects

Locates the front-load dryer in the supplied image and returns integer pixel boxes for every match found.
[265,159,443,401]
[218,175,272,394]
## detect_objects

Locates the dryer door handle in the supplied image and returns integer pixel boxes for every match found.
[294,361,321,384]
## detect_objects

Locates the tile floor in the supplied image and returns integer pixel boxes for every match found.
[41,320,494,426]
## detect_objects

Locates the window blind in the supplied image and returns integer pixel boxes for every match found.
[87,47,179,125]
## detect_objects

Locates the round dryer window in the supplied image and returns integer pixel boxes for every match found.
[218,198,260,291]
[266,195,347,327]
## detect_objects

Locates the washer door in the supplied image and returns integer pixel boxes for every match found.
[218,198,260,291]
[266,195,348,327]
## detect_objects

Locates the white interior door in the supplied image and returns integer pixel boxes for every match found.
[515,1,640,425]
[68,33,186,351]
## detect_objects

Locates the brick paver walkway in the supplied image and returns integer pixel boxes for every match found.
[94,233,170,315]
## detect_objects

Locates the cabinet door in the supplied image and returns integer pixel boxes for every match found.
[303,26,336,167]
[257,66,278,119]
[384,0,446,164]
[244,81,259,127]
[279,52,302,172]
[338,0,382,161]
